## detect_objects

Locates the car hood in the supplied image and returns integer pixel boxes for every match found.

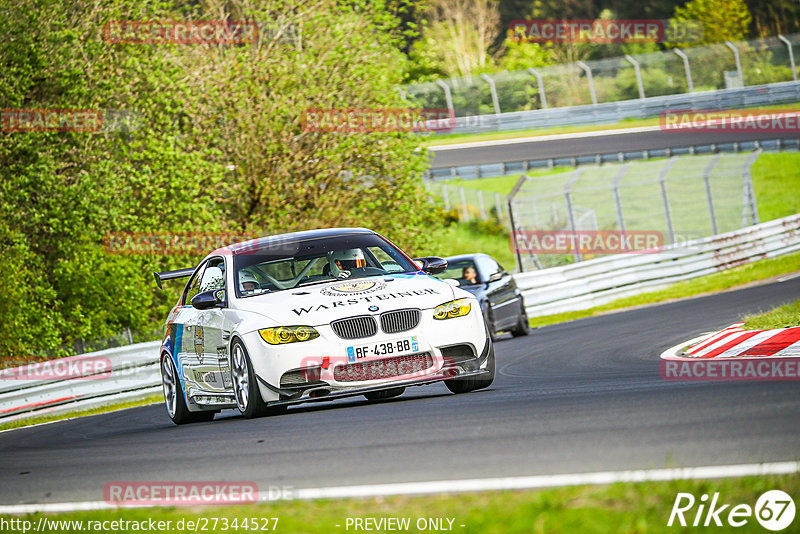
[232,273,457,326]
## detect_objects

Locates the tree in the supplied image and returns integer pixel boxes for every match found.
[409,0,501,79]
[672,0,752,45]
[0,0,433,355]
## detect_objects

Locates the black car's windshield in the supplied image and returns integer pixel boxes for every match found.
[232,234,417,297]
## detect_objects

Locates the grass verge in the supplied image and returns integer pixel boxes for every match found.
[442,152,800,205]
[427,220,515,273]
[743,299,800,330]
[0,394,162,433]
[3,474,797,533]
[529,250,800,328]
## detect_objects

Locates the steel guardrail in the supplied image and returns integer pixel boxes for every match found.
[0,341,161,421]
[512,214,800,317]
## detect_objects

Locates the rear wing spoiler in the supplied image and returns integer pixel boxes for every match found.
[153,268,195,289]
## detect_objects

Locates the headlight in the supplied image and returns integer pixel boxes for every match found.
[433,298,472,320]
[259,326,319,345]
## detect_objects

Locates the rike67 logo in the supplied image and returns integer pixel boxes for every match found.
[668,490,795,530]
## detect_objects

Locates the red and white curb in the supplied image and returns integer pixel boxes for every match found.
[661,322,800,361]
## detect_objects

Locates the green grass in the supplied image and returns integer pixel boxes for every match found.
[420,103,800,147]
[427,222,515,272]
[743,299,800,330]
[441,152,800,202]
[442,167,571,195]
[4,474,797,533]
[0,394,162,432]
[751,152,800,221]
[529,250,800,328]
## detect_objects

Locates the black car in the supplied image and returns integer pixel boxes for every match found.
[439,253,529,340]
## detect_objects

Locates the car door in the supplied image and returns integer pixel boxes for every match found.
[476,256,518,329]
[183,257,233,398]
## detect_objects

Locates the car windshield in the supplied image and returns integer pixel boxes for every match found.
[232,233,418,297]
[437,259,481,286]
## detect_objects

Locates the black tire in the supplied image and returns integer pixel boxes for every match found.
[364,387,405,401]
[510,301,530,337]
[231,340,270,419]
[161,354,216,425]
[484,306,497,342]
[445,342,495,393]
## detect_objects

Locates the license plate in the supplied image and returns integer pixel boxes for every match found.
[346,336,419,362]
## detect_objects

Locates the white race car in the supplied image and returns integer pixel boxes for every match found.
[155,228,494,424]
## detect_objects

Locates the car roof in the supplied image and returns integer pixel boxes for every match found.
[214,227,376,256]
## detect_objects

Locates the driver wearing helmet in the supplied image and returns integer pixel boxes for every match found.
[238,269,260,295]
[328,249,366,278]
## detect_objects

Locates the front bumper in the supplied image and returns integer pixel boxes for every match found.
[243,303,490,405]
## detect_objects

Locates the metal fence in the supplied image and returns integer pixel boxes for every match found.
[423,80,800,137]
[406,34,800,119]
[507,152,761,271]
[513,213,800,317]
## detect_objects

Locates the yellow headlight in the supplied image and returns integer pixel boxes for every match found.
[433,298,472,320]
[259,326,319,345]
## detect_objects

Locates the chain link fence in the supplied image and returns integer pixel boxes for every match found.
[427,182,510,223]
[406,34,800,117]
[507,152,760,271]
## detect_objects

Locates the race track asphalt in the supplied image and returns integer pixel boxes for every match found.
[429,129,796,168]
[1,277,799,506]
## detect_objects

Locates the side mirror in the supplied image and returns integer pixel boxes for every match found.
[487,271,504,283]
[191,289,224,310]
[413,256,448,275]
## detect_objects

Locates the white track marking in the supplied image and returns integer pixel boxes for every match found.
[778,272,800,282]
[0,462,796,514]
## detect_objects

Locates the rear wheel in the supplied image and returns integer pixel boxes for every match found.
[231,341,269,419]
[445,344,495,393]
[510,302,530,337]
[161,354,215,425]
[364,387,405,401]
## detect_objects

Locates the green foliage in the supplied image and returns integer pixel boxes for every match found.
[672,0,752,45]
[501,38,557,71]
[0,0,432,356]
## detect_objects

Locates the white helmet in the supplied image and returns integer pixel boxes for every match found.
[328,248,366,277]
[238,269,259,294]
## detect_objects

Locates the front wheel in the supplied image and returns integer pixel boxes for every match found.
[231,340,270,418]
[161,354,215,425]
[510,302,530,337]
[483,306,497,342]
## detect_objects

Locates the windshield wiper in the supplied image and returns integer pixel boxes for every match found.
[296,278,338,288]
